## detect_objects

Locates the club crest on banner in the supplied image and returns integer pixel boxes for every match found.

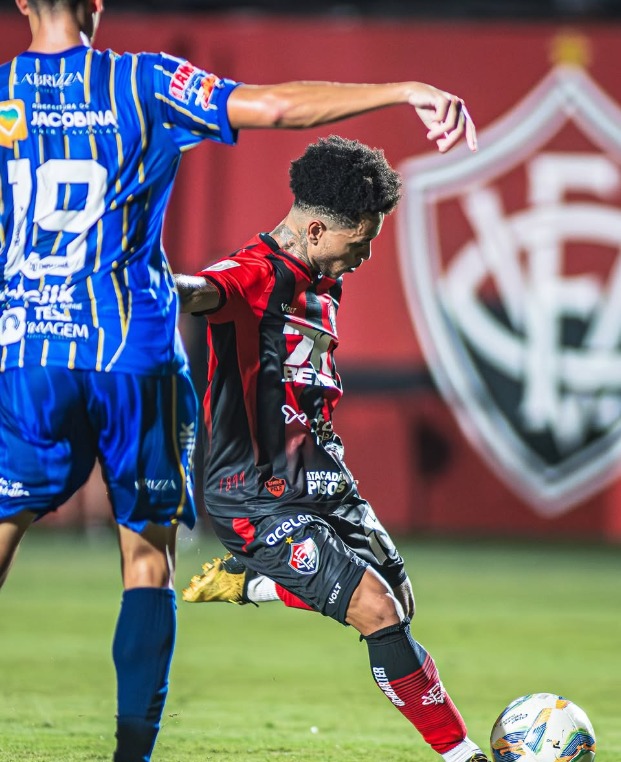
[398,64,621,516]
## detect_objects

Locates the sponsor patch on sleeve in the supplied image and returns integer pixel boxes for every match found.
[169,62,203,104]
[169,61,222,111]
[0,99,27,148]
[205,260,241,272]
[200,74,220,108]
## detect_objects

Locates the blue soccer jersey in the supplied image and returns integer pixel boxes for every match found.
[0,46,240,375]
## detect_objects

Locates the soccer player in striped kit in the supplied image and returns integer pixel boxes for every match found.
[0,1,476,761]
[177,136,489,762]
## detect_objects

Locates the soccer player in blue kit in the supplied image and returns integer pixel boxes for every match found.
[176,136,489,762]
[0,1,476,760]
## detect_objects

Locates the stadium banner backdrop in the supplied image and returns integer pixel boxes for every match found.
[2,14,621,540]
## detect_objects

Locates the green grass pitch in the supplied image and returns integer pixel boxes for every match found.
[0,528,619,761]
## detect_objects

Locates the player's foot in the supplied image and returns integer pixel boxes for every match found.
[182,552,248,604]
[467,754,491,762]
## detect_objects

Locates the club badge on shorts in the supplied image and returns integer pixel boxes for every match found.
[288,537,319,575]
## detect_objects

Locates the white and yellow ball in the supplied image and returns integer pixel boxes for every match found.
[490,693,596,762]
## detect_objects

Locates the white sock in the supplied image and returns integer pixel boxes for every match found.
[245,574,279,603]
[441,737,486,762]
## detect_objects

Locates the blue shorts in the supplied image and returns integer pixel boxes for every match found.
[0,367,198,532]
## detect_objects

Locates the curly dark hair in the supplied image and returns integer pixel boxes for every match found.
[289,135,402,226]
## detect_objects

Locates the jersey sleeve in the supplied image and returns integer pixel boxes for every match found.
[143,52,242,151]
[196,251,274,323]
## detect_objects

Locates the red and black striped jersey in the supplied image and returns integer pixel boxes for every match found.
[197,232,357,517]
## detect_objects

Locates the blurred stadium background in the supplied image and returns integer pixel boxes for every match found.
[1,3,620,761]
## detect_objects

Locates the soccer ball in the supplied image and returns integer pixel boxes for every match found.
[490,693,596,762]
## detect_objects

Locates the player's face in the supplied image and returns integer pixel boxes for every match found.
[310,213,384,279]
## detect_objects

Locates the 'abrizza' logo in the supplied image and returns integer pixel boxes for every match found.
[398,64,621,516]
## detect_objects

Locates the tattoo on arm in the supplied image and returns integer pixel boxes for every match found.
[173,274,221,313]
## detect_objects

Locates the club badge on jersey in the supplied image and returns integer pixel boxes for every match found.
[288,537,319,575]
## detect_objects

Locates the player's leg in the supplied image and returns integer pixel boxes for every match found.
[326,496,416,617]
[184,552,410,612]
[0,510,35,588]
[113,522,178,762]
[209,510,487,762]
[90,370,198,762]
[0,367,97,586]
[183,498,414,615]
[348,570,486,762]
[330,499,485,761]
[392,574,415,619]
[183,551,313,609]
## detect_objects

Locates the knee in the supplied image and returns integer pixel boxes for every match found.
[121,544,173,589]
[355,595,401,636]
[346,570,403,636]
[394,577,416,620]
[124,556,172,589]
[119,524,176,589]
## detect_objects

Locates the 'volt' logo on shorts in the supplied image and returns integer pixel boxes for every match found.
[328,582,342,605]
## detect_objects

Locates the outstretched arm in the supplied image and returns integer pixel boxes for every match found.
[227,80,476,153]
[174,274,221,314]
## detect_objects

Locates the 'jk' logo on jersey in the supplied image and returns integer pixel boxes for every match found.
[0,100,27,148]
[398,64,621,517]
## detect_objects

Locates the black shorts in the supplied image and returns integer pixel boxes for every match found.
[209,496,406,625]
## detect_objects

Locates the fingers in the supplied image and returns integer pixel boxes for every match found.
[415,88,478,153]
[464,104,478,152]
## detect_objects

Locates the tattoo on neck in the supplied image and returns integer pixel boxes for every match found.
[271,223,312,269]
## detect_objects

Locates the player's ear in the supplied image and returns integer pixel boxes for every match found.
[84,0,104,43]
[307,219,327,245]
[15,0,30,17]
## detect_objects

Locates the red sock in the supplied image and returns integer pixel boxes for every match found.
[386,653,466,752]
[365,621,466,754]
[275,583,314,611]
